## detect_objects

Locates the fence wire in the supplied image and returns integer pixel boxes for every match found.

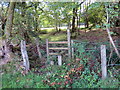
[71,40,120,76]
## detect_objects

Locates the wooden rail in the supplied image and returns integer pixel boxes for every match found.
[49,53,59,55]
[46,39,70,61]
[49,47,68,50]
[48,41,68,44]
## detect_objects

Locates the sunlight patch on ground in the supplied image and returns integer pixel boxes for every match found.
[39,32,67,41]
[50,34,67,41]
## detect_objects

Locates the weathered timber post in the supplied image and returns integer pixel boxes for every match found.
[35,38,42,59]
[71,40,74,59]
[21,40,30,71]
[67,29,71,59]
[101,45,107,79]
[58,55,62,66]
[46,39,49,61]
[50,61,54,65]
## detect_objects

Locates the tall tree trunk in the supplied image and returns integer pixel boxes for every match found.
[117,1,120,26]
[3,2,16,61]
[85,1,89,28]
[71,8,76,33]
[34,4,38,31]
[35,17,38,31]
[0,2,9,34]
[58,22,61,32]
[78,4,82,35]
[55,13,58,32]
[21,2,30,43]
[85,17,89,28]
[4,2,15,38]
[55,22,58,31]
[118,1,120,18]
[118,1,120,40]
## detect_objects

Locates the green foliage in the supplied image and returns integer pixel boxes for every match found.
[2,61,49,88]
[2,57,119,88]
[2,72,48,88]
[72,70,99,88]
[86,2,106,27]
[72,42,91,65]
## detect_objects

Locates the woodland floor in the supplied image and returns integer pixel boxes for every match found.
[40,28,119,42]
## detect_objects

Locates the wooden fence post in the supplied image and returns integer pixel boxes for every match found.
[101,45,107,79]
[35,38,42,59]
[67,29,71,59]
[21,40,30,71]
[50,61,54,65]
[46,39,49,61]
[71,40,74,59]
[58,55,62,66]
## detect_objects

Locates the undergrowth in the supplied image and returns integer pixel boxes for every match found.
[1,59,119,88]
[1,42,120,88]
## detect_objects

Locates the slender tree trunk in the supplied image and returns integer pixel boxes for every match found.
[4,2,15,38]
[118,1,120,18]
[71,8,76,33]
[118,1,120,40]
[0,3,4,37]
[58,22,61,32]
[35,5,38,31]
[105,5,120,59]
[55,23,58,31]
[21,2,30,43]
[85,17,89,28]
[1,2,9,36]
[35,17,38,31]
[85,1,89,28]
[4,2,16,61]
[117,1,120,26]
[55,13,58,32]
[76,8,79,36]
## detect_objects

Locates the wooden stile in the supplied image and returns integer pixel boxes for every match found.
[46,29,71,65]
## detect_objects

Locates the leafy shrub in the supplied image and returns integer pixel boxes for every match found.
[2,61,49,88]
[2,72,49,88]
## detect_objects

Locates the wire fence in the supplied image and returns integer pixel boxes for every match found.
[72,40,120,66]
[25,38,120,75]
[71,40,120,77]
